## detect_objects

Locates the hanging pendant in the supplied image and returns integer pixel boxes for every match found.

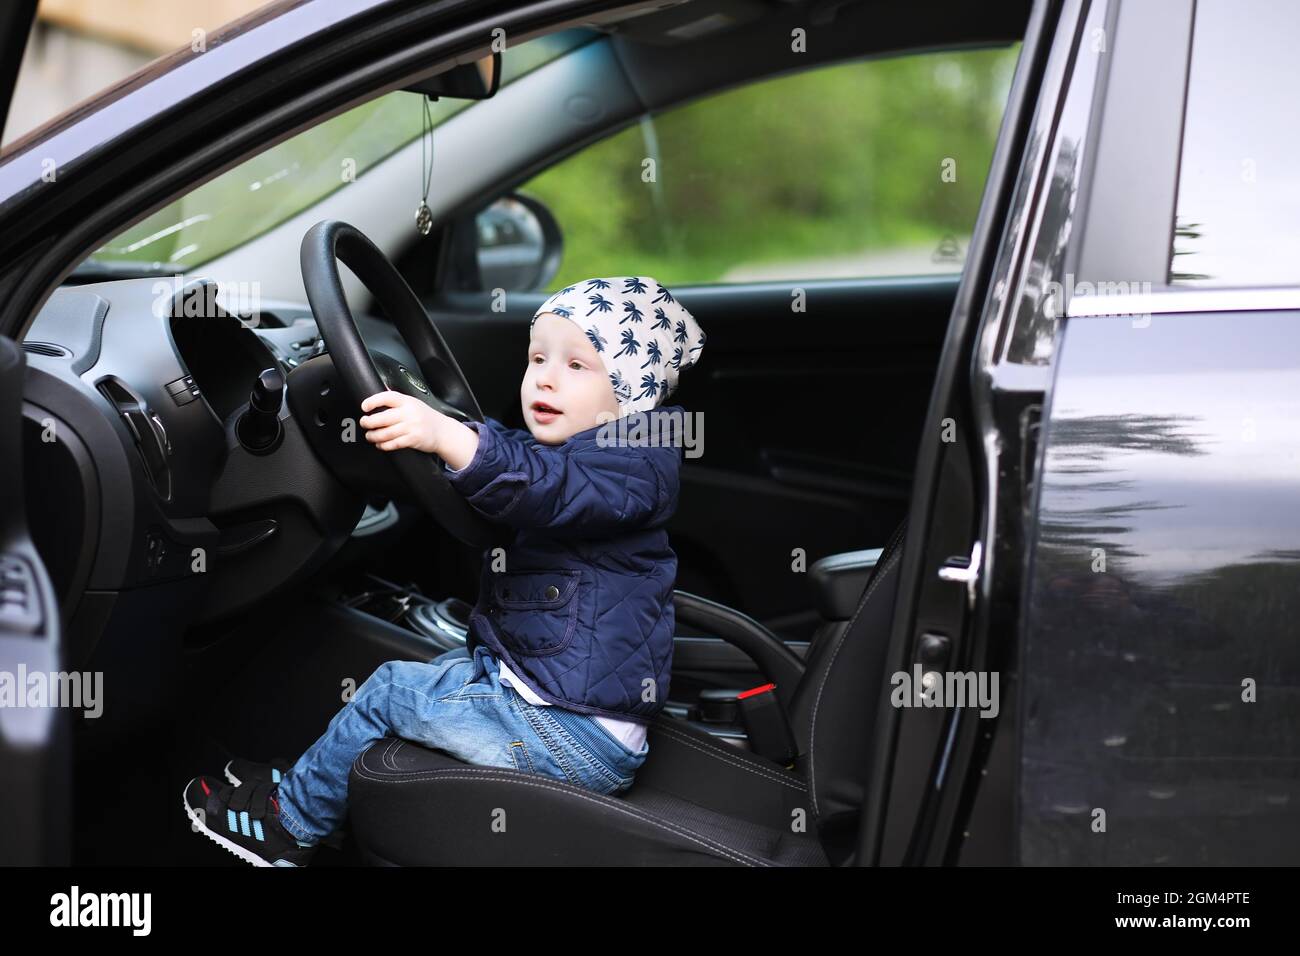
[415,200,433,236]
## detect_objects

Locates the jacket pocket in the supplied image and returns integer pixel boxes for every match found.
[490,569,581,656]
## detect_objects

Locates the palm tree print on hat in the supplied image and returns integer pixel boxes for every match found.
[689,330,706,358]
[609,370,632,403]
[620,300,644,324]
[613,328,641,358]
[528,276,702,415]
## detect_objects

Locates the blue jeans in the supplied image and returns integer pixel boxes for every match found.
[274,644,650,844]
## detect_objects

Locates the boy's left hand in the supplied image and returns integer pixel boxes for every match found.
[359,390,447,453]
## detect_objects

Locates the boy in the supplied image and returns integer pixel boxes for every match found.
[182,276,705,865]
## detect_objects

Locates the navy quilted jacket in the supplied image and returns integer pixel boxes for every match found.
[441,406,684,723]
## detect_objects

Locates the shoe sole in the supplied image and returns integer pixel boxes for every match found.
[182,784,279,867]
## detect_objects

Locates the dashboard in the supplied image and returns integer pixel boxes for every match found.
[19,275,420,648]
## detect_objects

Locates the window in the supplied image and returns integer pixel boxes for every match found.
[515,46,1018,292]
[1170,0,1300,286]
[89,28,596,269]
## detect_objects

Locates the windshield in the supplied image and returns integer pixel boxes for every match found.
[88,28,594,270]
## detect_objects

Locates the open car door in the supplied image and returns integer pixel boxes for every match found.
[857,0,1079,865]
[0,1,68,866]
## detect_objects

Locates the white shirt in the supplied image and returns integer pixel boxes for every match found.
[497,659,648,753]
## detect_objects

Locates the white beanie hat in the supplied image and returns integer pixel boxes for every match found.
[531,276,706,417]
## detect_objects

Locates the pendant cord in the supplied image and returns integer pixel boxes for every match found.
[420,96,435,202]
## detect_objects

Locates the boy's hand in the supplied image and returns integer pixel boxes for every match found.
[359,391,447,453]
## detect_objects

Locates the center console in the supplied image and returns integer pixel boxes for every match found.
[340,573,476,653]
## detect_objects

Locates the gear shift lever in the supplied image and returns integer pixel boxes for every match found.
[236,366,285,454]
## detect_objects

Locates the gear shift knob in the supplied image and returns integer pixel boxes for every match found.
[236,366,285,453]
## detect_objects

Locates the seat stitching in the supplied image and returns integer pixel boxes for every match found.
[382,736,403,772]
[351,761,783,867]
[651,724,806,788]
[808,545,903,821]
[648,724,808,791]
[358,746,775,866]
[362,742,790,867]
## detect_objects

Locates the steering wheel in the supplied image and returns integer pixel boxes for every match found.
[299,219,498,548]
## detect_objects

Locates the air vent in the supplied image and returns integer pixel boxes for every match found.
[95,375,172,501]
[22,341,70,357]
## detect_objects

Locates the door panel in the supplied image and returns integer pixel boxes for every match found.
[1022,310,1300,865]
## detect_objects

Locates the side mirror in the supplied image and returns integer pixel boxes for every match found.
[405,51,501,101]
[474,192,563,291]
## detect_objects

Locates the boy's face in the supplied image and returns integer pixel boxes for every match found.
[522,312,620,445]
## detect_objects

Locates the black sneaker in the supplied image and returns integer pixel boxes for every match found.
[222,758,348,850]
[224,756,292,787]
[182,775,317,867]
[223,764,348,853]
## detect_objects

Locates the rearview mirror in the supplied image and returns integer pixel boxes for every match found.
[404,51,501,101]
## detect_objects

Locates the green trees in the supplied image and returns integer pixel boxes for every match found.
[527,46,1020,288]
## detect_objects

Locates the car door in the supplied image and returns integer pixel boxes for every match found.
[0,0,67,866]
[417,40,1023,666]
[854,0,1088,865]
[1017,0,1300,866]
[863,0,1300,868]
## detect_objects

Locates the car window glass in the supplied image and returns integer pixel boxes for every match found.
[87,28,596,269]
[1169,0,1300,286]
[510,45,1019,292]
